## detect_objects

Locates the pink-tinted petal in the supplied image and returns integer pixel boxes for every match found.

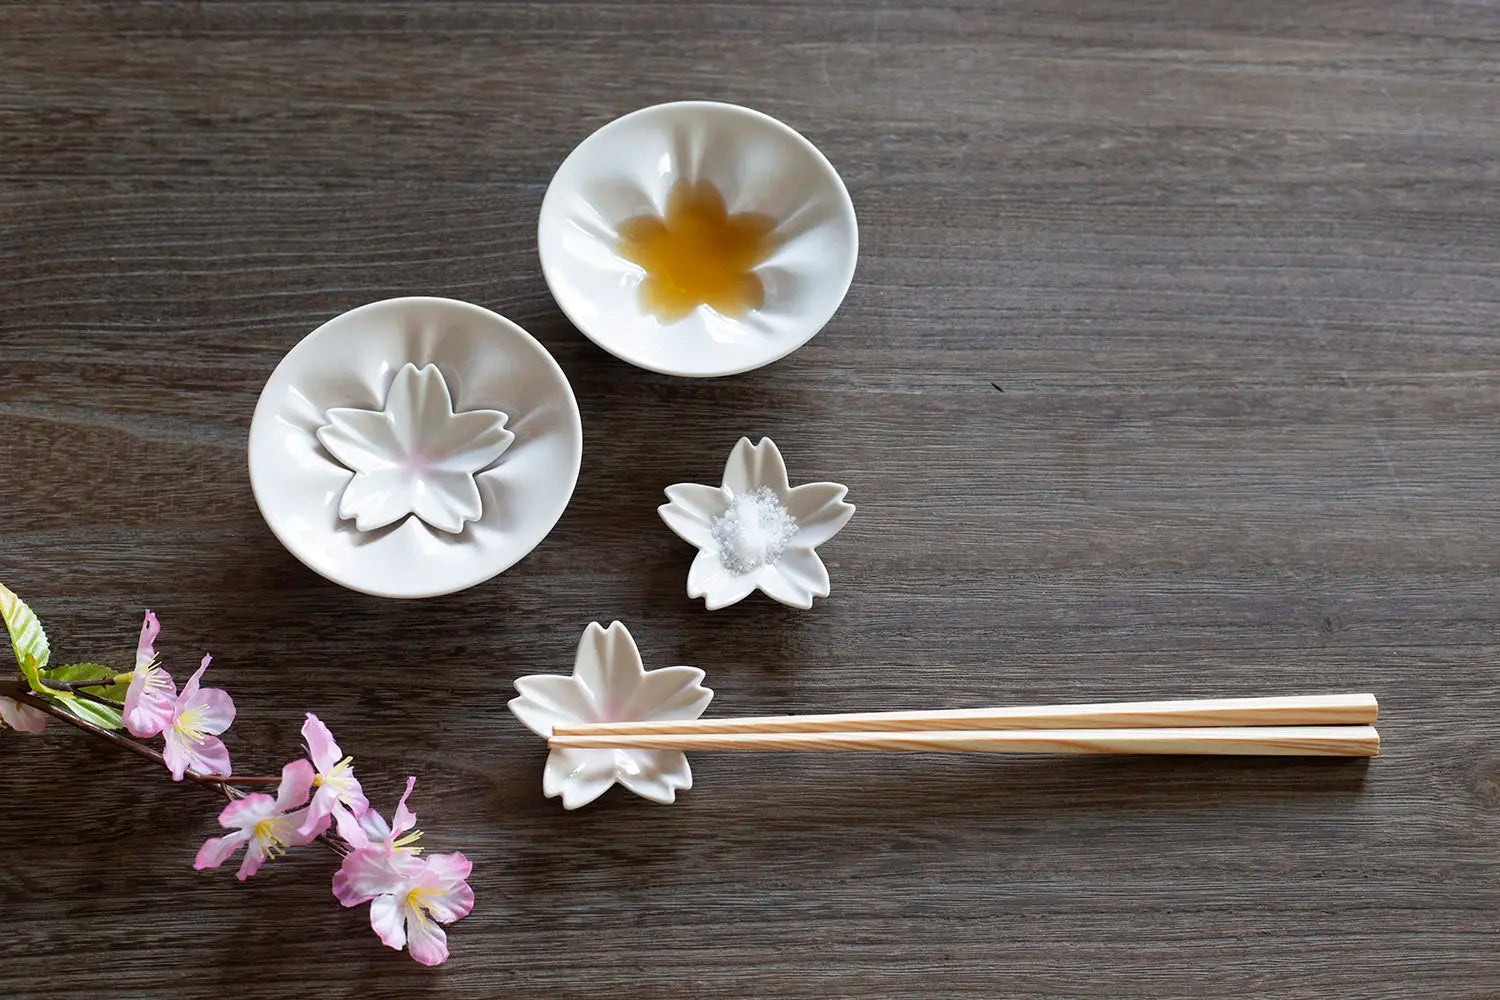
[236,844,266,881]
[184,686,235,736]
[298,789,335,839]
[369,894,407,951]
[339,774,369,815]
[193,831,249,870]
[218,793,274,830]
[421,852,473,891]
[135,610,160,670]
[162,733,194,781]
[416,877,474,925]
[404,911,449,966]
[348,806,392,850]
[331,801,366,844]
[390,776,418,840]
[123,672,175,738]
[301,713,342,772]
[332,847,424,906]
[273,759,315,812]
[287,805,329,842]
[186,733,232,779]
[177,653,212,704]
[0,696,48,734]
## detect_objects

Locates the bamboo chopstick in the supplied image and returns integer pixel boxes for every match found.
[548,725,1379,756]
[550,693,1378,737]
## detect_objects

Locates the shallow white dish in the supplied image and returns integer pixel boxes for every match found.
[658,437,854,610]
[248,297,582,599]
[538,101,858,378]
[509,621,713,809]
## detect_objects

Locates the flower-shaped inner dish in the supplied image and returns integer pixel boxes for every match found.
[659,437,854,610]
[317,363,513,535]
[509,622,713,809]
[538,101,858,377]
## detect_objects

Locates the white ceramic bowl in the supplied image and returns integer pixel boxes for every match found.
[248,297,583,599]
[538,101,858,378]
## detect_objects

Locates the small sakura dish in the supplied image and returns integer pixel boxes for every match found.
[508,621,713,809]
[248,297,583,599]
[659,437,854,610]
[538,101,858,377]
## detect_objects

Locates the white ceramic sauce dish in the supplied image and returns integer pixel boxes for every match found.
[248,297,583,599]
[538,101,858,378]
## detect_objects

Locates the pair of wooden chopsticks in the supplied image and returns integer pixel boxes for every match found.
[549,693,1380,757]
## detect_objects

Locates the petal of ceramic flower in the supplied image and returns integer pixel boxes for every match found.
[570,621,645,714]
[409,469,484,534]
[509,674,595,737]
[720,436,790,496]
[136,610,160,670]
[369,894,408,951]
[658,483,732,549]
[617,665,712,722]
[754,563,816,610]
[317,408,404,472]
[403,909,450,966]
[379,365,451,451]
[784,481,855,548]
[339,468,415,532]
[688,550,759,610]
[0,695,47,734]
[614,749,693,805]
[772,546,831,600]
[427,409,513,474]
[542,746,619,810]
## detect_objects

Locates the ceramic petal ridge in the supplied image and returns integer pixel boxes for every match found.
[316,363,514,534]
[658,437,854,610]
[509,621,714,809]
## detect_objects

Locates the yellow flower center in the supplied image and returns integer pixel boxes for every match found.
[173,704,211,743]
[393,828,424,854]
[312,755,355,792]
[404,886,439,925]
[252,815,293,860]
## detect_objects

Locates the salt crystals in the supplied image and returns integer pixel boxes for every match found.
[710,487,799,575]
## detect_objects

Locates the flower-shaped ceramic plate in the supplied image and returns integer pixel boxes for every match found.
[659,437,854,610]
[509,621,713,809]
[538,101,858,377]
[248,297,583,599]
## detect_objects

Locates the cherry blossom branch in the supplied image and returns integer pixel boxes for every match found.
[39,674,129,692]
[0,680,281,787]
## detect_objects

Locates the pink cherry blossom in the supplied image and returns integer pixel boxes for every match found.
[296,713,369,840]
[332,777,474,965]
[194,760,317,880]
[0,695,47,734]
[124,610,177,738]
[162,654,235,781]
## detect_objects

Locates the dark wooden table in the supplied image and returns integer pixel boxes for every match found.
[4,2,1498,997]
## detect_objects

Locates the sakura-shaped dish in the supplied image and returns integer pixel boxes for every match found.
[538,101,858,377]
[508,621,713,809]
[248,297,583,599]
[658,437,854,610]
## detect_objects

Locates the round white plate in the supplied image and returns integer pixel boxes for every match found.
[538,101,858,378]
[248,297,583,598]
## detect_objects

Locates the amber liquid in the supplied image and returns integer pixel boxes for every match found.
[615,179,779,323]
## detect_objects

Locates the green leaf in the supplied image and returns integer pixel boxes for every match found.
[61,697,125,730]
[0,583,51,693]
[42,662,129,702]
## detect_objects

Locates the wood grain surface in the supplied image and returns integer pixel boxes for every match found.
[3,2,1498,997]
